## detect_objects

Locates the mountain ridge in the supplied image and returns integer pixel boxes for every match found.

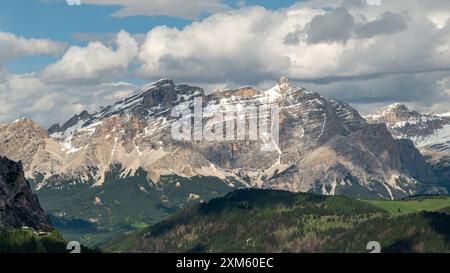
[0,78,443,199]
[366,103,450,153]
[1,78,447,246]
[366,103,450,189]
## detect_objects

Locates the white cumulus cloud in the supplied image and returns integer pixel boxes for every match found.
[134,2,450,113]
[78,0,230,20]
[0,71,137,127]
[0,32,66,67]
[42,30,138,83]
[2,0,450,127]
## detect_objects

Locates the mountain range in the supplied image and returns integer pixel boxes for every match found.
[366,103,450,185]
[366,103,450,154]
[0,78,448,246]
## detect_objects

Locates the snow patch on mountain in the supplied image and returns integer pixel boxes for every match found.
[366,103,450,153]
[0,78,442,199]
[411,124,450,148]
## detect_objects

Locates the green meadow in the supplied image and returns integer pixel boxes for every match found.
[367,196,450,216]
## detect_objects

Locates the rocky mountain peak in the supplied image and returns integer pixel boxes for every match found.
[212,87,261,99]
[0,78,444,200]
[366,103,450,155]
[141,78,179,108]
[48,110,91,134]
[277,76,290,94]
[367,103,420,125]
[385,103,408,111]
[1,117,49,138]
[438,113,450,118]
[9,118,38,127]
[152,77,174,86]
[64,79,205,127]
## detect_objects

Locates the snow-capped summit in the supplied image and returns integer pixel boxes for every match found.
[90,78,204,122]
[438,113,450,118]
[0,78,443,200]
[365,103,420,125]
[367,103,450,154]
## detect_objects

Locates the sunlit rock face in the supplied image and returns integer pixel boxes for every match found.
[0,78,444,200]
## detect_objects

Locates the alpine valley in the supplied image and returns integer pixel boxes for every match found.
[0,78,449,247]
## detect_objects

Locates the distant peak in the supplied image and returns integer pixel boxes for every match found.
[156,77,174,84]
[365,103,424,125]
[48,110,92,134]
[277,77,290,93]
[278,76,289,85]
[11,117,37,126]
[138,78,174,94]
[437,112,450,118]
[212,87,261,98]
[12,117,29,123]
[151,78,174,87]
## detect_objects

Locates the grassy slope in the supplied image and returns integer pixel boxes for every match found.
[325,211,450,253]
[0,229,99,253]
[366,196,450,215]
[106,189,387,253]
[0,229,71,253]
[106,190,450,253]
[35,167,238,247]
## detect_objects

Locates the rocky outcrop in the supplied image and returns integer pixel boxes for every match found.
[48,110,91,134]
[212,87,262,98]
[366,103,450,190]
[366,103,450,153]
[0,156,51,231]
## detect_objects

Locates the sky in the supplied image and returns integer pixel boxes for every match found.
[0,0,450,127]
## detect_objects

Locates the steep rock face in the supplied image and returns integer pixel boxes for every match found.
[366,103,450,188]
[49,110,91,134]
[0,156,51,231]
[366,103,450,153]
[0,119,63,180]
[264,103,436,198]
[0,78,441,199]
